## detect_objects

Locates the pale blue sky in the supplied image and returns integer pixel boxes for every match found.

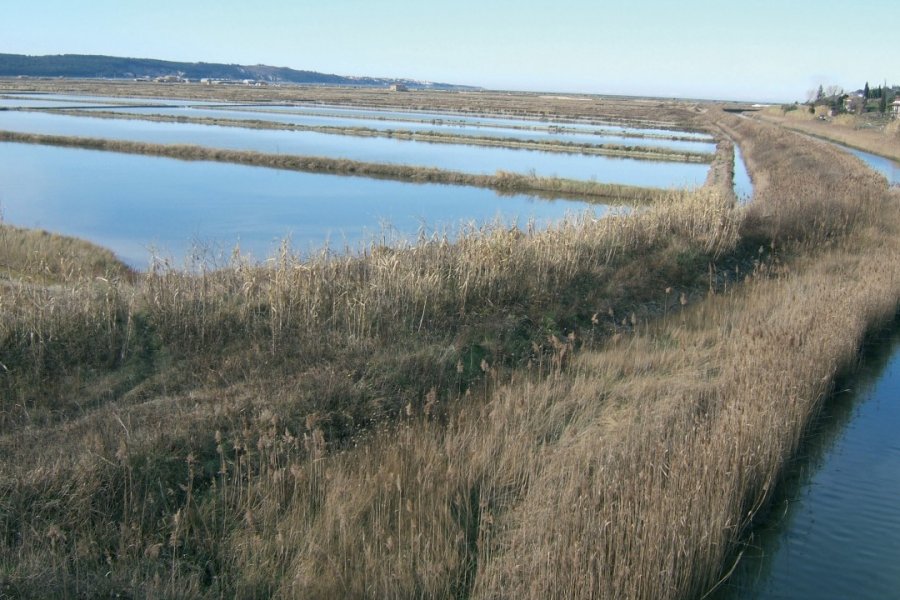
[3,0,897,102]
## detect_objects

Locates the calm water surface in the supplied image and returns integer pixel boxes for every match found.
[4,94,715,141]
[733,144,753,202]
[79,105,718,154]
[844,147,900,186]
[0,97,117,109]
[717,326,900,599]
[0,111,710,186]
[241,103,715,140]
[0,142,611,268]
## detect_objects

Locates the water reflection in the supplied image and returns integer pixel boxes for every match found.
[716,325,900,599]
[236,103,715,140]
[0,142,611,269]
[77,105,718,154]
[733,144,753,202]
[0,110,710,186]
[843,147,900,186]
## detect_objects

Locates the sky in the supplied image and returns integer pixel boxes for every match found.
[3,0,898,102]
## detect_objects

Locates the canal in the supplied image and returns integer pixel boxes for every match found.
[717,322,900,599]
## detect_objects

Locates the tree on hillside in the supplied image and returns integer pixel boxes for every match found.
[879,92,887,113]
[816,85,825,101]
[864,82,870,99]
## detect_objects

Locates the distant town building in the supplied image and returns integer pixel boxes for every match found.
[390,83,409,92]
[893,98,900,118]
[843,94,865,113]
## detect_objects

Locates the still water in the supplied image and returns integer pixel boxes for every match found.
[232,103,715,140]
[2,93,715,141]
[0,111,710,186]
[844,147,900,186]
[0,142,611,269]
[733,144,753,202]
[3,92,227,107]
[717,326,900,599]
[76,105,718,154]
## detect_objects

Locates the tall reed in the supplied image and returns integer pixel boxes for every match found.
[2,108,897,599]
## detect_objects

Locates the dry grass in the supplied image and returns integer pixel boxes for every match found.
[1,104,898,599]
[0,222,132,282]
[0,184,737,431]
[756,106,900,162]
[703,138,737,202]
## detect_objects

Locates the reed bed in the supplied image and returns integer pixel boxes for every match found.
[1,107,898,599]
[0,184,736,431]
[0,223,132,281]
[755,107,900,163]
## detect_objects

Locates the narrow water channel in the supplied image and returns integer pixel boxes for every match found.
[733,144,753,202]
[717,323,900,599]
[842,147,900,186]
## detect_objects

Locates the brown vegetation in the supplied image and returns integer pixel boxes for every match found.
[754,106,900,162]
[0,223,133,282]
[0,96,898,599]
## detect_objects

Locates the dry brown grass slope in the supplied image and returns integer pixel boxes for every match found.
[1,107,898,599]
[754,106,900,162]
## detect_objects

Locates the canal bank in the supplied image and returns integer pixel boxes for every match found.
[717,320,900,598]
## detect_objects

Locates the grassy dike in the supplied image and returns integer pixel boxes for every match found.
[752,107,900,163]
[0,109,898,598]
[0,129,668,203]
[0,224,134,282]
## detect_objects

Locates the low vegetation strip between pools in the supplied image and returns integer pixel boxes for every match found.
[0,129,669,202]
[1,79,708,130]
[46,108,714,163]
[211,105,707,142]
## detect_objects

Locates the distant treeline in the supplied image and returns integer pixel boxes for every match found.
[0,53,474,89]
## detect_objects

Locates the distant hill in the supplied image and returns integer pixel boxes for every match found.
[0,53,477,90]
